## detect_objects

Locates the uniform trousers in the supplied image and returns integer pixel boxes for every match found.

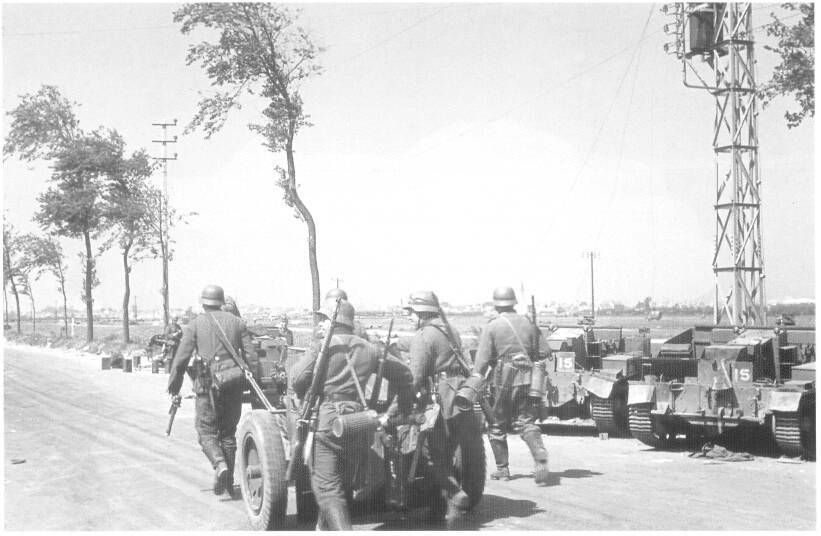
[194,386,243,468]
[488,384,541,468]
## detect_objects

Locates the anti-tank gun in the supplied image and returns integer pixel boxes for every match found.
[230,307,486,530]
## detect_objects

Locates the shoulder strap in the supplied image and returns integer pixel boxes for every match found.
[500,314,530,358]
[206,312,251,372]
[321,338,368,407]
[428,324,471,374]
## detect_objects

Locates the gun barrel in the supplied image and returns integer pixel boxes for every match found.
[166,403,179,436]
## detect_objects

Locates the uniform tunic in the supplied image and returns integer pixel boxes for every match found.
[473,312,549,437]
[168,310,258,468]
[408,318,476,508]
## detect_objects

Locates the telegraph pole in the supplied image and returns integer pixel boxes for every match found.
[662,3,766,327]
[583,251,599,319]
[331,276,343,289]
[152,120,177,329]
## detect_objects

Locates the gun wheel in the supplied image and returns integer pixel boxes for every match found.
[237,410,288,530]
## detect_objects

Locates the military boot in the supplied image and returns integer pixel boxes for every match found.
[445,490,470,530]
[489,439,511,481]
[213,460,230,495]
[319,501,352,531]
[223,447,237,499]
[521,430,550,484]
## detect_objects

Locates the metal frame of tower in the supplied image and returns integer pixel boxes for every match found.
[662,2,766,327]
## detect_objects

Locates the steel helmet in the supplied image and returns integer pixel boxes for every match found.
[404,291,440,313]
[317,298,356,329]
[325,288,349,301]
[492,286,517,307]
[200,284,225,306]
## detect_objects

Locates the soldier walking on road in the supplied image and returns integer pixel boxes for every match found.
[291,298,414,530]
[167,284,258,498]
[473,286,551,484]
[164,316,183,361]
[405,291,478,527]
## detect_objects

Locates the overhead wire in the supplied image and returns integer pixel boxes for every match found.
[594,5,653,247]
[333,4,461,68]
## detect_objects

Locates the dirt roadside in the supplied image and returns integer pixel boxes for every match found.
[3,343,816,530]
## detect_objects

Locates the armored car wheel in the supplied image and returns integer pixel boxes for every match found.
[453,417,486,510]
[628,404,676,449]
[237,410,288,530]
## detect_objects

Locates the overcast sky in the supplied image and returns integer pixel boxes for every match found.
[2,2,815,314]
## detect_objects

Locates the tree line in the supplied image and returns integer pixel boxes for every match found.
[3,3,812,344]
[3,86,181,343]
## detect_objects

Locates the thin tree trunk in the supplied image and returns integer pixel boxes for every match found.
[29,292,35,334]
[285,139,320,321]
[83,230,94,341]
[122,245,131,343]
[4,248,21,333]
[3,284,8,325]
[58,263,68,336]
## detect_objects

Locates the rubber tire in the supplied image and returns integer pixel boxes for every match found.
[237,410,288,530]
[453,416,486,510]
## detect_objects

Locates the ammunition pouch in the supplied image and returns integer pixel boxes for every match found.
[510,352,533,370]
[210,357,244,392]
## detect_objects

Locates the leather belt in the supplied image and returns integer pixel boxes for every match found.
[324,393,360,403]
[438,369,466,380]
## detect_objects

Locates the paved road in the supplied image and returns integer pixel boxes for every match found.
[4,344,816,530]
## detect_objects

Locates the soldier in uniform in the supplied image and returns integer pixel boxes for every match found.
[291,299,413,530]
[163,316,183,361]
[325,288,370,339]
[473,286,550,484]
[167,284,258,497]
[404,291,475,526]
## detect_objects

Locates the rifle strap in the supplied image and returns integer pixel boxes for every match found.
[429,324,472,375]
[341,347,369,408]
[206,312,252,373]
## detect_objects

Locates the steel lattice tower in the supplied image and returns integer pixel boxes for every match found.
[663,2,766,327]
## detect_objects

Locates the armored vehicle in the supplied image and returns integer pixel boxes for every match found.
[626,326,815,459]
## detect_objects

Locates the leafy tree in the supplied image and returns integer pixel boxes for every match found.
[761,3,814,128]
[15,263,37,333]
[3,220,23,333]
[5,85,123,341]
[174,3,325,315]
[103,150,157,342]
[21,235,70,336]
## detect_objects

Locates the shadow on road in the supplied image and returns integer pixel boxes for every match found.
[463,493,543,529]
[334,493,544,530]
[543,467,603,486]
